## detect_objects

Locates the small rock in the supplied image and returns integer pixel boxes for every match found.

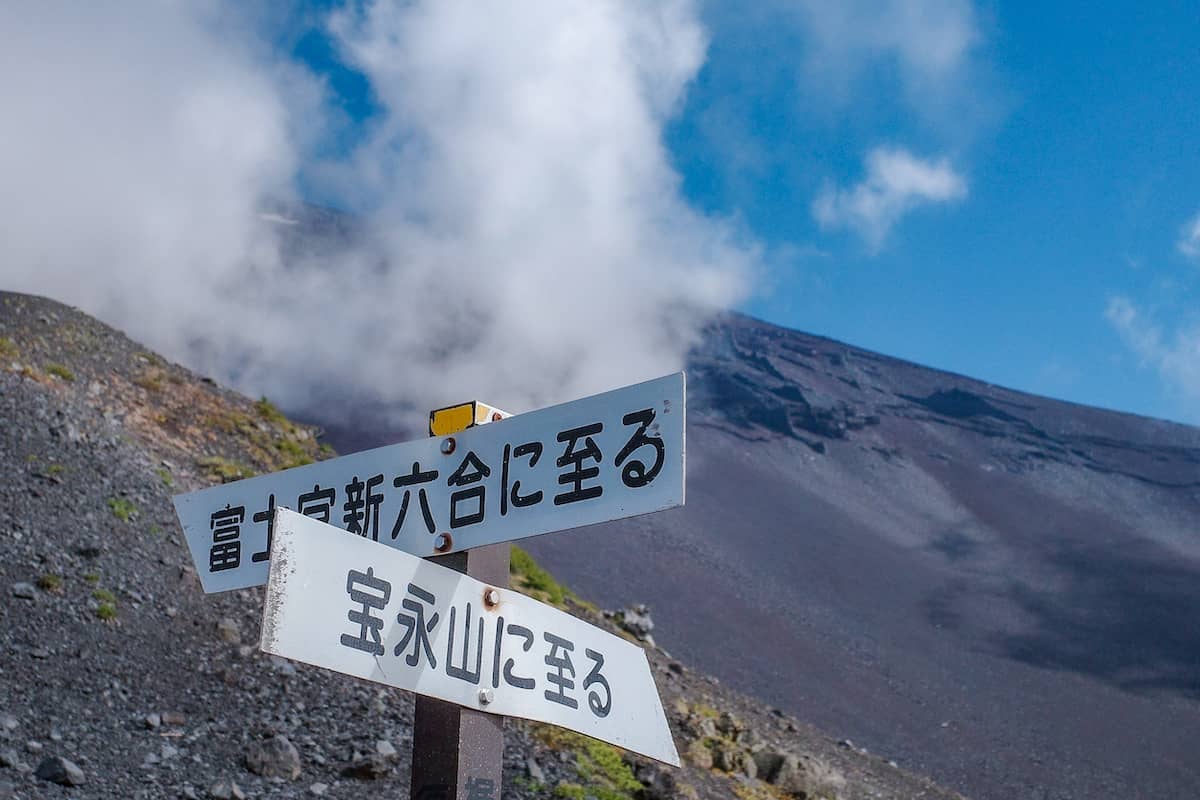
[0,749,23,769]
[685,740,713,770]
[75,542,103,559]
[525,757,545,783]
[25,741,42,754]
[162,711,187,726]
[735,728,762,751]
[694,716,718,738]
[245,734,301,781]
[216,618,240,644]
[144,713,161,729]
[181,786,200,800]
[374,740,397,759]
[209,779,246,800]
[616,604,655,641]
[0,716,17,732]
[340,753,394,779]
[716,711,741,735]
[309,783,328,796]
[34,755,85,786]
[10,583,35,600]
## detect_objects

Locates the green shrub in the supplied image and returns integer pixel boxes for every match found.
[510,546,569,606]
[107,497,138,522]
[45,363,75,381]
[538,728,642,800]
[36,574,63,592]
[198,456,256,483]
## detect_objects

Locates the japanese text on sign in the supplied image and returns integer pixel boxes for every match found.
[175,373,685,593]
[261,509,679,766]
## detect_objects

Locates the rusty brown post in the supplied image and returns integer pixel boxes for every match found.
[411,403,511,800]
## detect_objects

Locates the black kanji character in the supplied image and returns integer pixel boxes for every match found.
[395,583,440,668]
[447,451,490,529]
[298,484,335,523]
[554,423,603,505]
[445,602,485,684]
[340,567,391,656]
[614,408,665,488]
[209,504,244,572]
[464,776,496,800]
[491,617,535,690]
[543,632,578,708]
[344,474,385,540]
[583,648,611,717]
[500,442,543,516]
[250,493,276,563]
[391,462,439,538]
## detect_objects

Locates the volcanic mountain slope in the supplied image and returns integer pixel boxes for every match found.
[493,313,1200,800]
[0,292,962,800]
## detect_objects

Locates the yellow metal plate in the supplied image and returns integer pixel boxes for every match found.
[428,402,476,437]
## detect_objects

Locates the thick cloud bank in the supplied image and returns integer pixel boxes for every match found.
[2,0,752,423]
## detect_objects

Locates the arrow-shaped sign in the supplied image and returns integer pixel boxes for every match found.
[175,372,685,593]
[261,508,680,766]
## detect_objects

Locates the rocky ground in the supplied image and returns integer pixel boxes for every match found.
[0,291,964,800]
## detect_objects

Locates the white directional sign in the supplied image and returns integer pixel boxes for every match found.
[262,509,680,765]
[175,373,685,593]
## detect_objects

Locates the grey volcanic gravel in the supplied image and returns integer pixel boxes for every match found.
[0,291,964,799]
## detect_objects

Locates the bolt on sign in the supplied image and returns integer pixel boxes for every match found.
[262,508,680,766]
[174,373,685,593]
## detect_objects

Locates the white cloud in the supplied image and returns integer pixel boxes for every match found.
[1179,211,1200,260]
[796,0,977,79]
[1106,297,1200,406]
[812,147,967,250]
[789,0,980,117]
[1,0,755,426]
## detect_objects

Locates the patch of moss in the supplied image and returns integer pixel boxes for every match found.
[0,337,17,358]
[254,396,288,424]
[36,574,63,593]
[134,370,166,392]
[537,728,642,800]
[82,572,100,584]
[510,546,570,607]
[46,463,64,476]
[198,456,256,483]
[44,362,75,381]
[107,497,138,522]
[95,602,118,621]
[275,438,313,468]
[156,467,173,487]
[92,588,117,604]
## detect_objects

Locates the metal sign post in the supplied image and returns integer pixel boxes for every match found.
[413,401,508,800]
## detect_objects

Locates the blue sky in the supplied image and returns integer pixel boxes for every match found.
[282,1,1199,423]
[676,2,1200,425]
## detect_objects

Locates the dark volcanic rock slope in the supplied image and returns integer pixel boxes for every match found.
[0,293,964,800]
[517,314,1200,800]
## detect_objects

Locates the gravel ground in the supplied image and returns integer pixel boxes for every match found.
[0,291,964,800]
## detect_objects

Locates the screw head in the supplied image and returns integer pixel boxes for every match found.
[484,588,500,607]
[440,437,456,455]
[434,533,452,552]
[478,688,494,705]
